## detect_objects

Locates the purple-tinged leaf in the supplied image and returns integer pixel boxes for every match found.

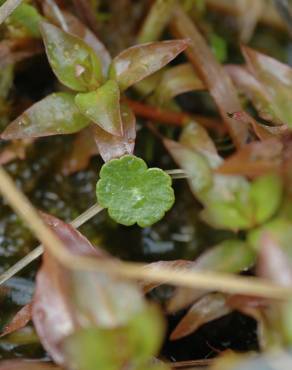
[92,103,136,162]
[32,213,104,365]
[75,80,123,136]
[40,21,103,92]
[216,139,283,177]
[1,303,32,337]
[172,6,249,148]
[1,93,90,140]
[242,46,292,127]
[226,65,282,125]
[109,39,189,91]
[32,213,148,366]
[170,293,231,340]
[155,63,205,103]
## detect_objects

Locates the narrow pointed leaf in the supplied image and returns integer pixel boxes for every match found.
[170,293,231,340]
[1,93,90,140]
[155,63,205,103]
[109,39,188,91]
[43,4,111,75]
[167,240,256,312]
[75,80,123,136]
[172,6,249,148]
[1,303,32,337]
[40,21,103,92]
[242,46,292,126]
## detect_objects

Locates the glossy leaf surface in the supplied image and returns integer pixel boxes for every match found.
[75,80,123,136]
[1,93,90,140]
[96,155,175,227]
[40,21,103,92]
[109,39,188,91]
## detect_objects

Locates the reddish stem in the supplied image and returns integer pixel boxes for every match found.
[125,98,226,133]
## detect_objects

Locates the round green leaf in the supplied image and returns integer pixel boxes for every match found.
[96,155,175,227]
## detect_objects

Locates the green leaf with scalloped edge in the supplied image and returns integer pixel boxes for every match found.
[96,155,175,227]
[1,93,90,140]
[75,80,123,136]
[40,21,103,92]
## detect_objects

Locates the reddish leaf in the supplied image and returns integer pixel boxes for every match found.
[155,63,205,104]
[32,213,104,365]
[32,213,146,367]
[216,139,283,177]
[172,6,249,148]
[0,361,60,370]
[61,128,99,175]
[1,93,90,140]
[109,39,189,91]
[143,260,196,293]
[170,293,231,340]
[92,103,136,162]
[226,65,282,124]
[242,46,292,127]
[257,233,292,286]
[1,303,32,337]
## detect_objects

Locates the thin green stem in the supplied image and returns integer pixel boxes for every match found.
[0,203,104,286]
[0,171,186,285]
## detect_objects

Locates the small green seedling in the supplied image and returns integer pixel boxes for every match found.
[96,155,175,227]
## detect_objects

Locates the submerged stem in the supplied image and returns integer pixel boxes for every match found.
[0,202,104,285]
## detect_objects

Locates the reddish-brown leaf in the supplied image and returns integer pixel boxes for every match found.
[92,103,136,162]
[242,46,292,127]
[216,139,283,177]
[170,293,231,340]
[1,303,32,337]
[257,233,292,286]
[110,39,189,91]
[32,213,104,365]
[171,6,249,148]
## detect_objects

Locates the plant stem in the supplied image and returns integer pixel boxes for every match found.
[0,170,185,284]
[0,0,22,24]
[125,98,226,133]
[0,202,104,285]
[0,165,292,300]
[126,98,188,126]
